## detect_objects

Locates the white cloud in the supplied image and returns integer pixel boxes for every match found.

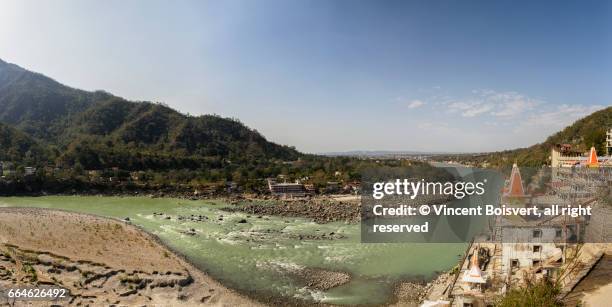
[448,101,471,111]
[517,104,604,132]
[443,90,544,118]
[407,99,425,109]
[392,88,605,151]
[416,121,452,134]
[447,99,492,117]
[485,91,539,117]
[491,99,534,117]
[444,89,540,118]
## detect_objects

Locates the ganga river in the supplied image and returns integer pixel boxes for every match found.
[0,196,465,305]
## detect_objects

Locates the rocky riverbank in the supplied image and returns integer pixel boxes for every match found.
[222,198,361,224]
[295,268,351,291]
[258,260,351,292]
[391,271,454,306]
[392,282,427,306]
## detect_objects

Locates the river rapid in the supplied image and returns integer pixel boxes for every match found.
[0,196,464,305]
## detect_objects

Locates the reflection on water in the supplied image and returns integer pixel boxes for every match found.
[0,196,464,305]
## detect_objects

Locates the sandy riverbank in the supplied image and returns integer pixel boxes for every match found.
[0,207,262,306]
[581,283,612,306]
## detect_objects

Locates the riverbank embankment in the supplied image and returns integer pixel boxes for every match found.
[0,207,262,306]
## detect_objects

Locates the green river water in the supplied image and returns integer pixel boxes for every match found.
[0,196,465,305]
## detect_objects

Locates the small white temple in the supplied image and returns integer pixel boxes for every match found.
[462,247,487,287]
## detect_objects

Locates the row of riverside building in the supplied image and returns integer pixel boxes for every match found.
[550,128,612,168]
[0,161,36,177]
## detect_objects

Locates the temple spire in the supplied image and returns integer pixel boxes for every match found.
[505,162,525,197]
[587,146,599,167]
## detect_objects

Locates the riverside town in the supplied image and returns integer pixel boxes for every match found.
[1,1,611,307]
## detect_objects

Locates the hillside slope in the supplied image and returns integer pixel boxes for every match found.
[0,59,111,140]
[0,59,301,170]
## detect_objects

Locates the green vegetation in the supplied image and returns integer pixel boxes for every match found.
[0,123,48,163]
[0,59,425,194]
[497,245,583,307]
[0,60,301,171]
[495,278,562,307]
[22,263,38,282]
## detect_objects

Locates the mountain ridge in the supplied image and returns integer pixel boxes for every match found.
[0,59,301,171]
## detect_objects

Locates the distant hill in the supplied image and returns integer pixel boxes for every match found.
[446,106,612,168]
[320,150,458,157]
[0,59,301,170]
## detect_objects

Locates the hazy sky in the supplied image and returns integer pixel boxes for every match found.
[1,0,610,153]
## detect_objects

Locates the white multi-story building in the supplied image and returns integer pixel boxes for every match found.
[267,178,309,197]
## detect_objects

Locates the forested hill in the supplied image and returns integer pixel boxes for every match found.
[445,106,612,168]
[0,59,112,140]
[0,123,48,164]
[0,59,301,171]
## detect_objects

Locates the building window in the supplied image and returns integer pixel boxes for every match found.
[511,259,519,268]
[533,245,541,253]
[533,260,541,267]
[463,303,473,307]
[533,229,542,238]
[555,229,562,238]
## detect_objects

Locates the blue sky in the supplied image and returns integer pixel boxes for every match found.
[0,0,610,153]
